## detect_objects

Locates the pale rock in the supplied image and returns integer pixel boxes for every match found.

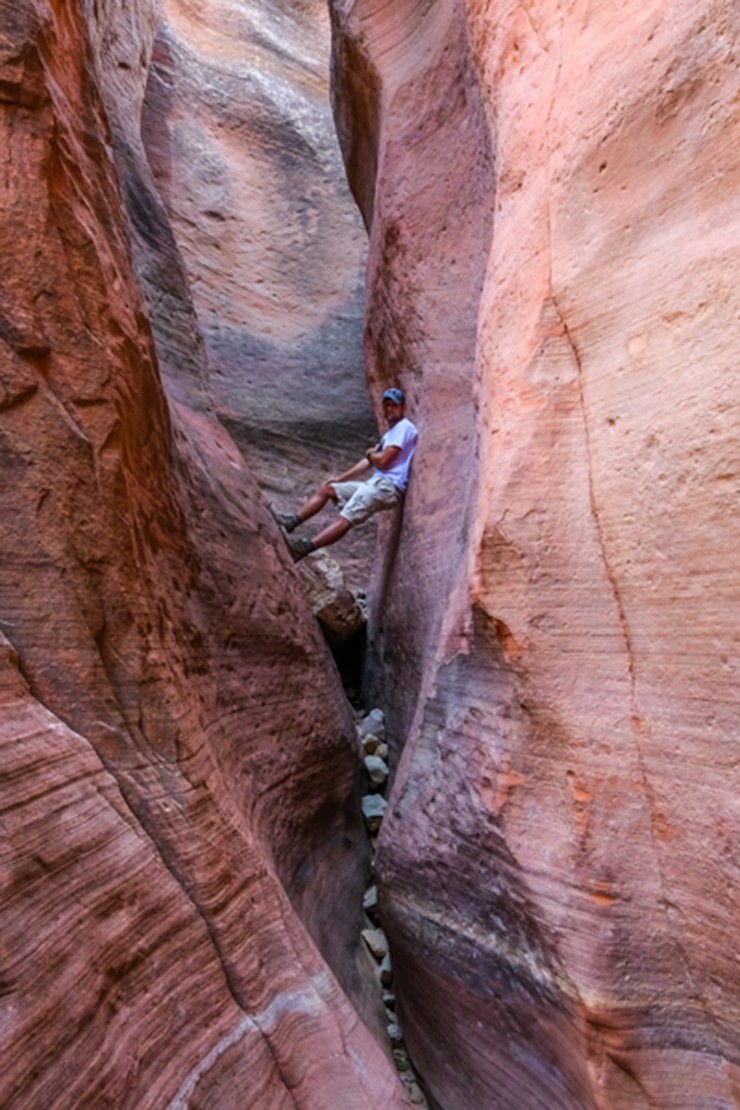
[405,1080,426,1106]
[361,927,389,960]
[361,732,382,755]
[393,1048,412,1073]
[358,708,386,740]
[363,884,378,914]
[361,794,387,833]
[364,754,389,788]
[354,588,368,620]
[387,1022,403,1046]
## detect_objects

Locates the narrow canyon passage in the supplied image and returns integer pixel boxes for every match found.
[1,1,739,1109]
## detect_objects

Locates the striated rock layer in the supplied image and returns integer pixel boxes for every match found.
[330,0,740,1106]
[0,0,407,1105]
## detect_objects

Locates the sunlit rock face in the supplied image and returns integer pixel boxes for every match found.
[0,0,406,1104]
[330,0,740,1106]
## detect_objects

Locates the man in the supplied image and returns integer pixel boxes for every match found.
[271,387,418,562]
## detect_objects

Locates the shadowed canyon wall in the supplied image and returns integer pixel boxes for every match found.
[329,0,740,1107]
[0,0,407,1105]
[139,0,376,579]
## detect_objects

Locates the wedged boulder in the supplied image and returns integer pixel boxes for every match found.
[299,548,366,649]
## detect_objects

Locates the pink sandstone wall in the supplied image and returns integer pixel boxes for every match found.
[329,0,740,1105]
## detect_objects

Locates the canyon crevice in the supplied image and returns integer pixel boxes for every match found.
[1,0,739,1108]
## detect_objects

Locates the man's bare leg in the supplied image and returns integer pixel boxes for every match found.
[273,481,338,533]
[285,514,352,562]
[295,481,338,523]
[309,516,352,549]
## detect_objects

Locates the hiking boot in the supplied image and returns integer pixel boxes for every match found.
[286,536,315,562]
[269,505,301,533]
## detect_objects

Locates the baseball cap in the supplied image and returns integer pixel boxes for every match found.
[382,387,406,405]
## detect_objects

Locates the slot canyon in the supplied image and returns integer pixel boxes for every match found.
[1,0,738,1106]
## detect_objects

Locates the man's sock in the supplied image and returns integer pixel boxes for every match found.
[270,505,302,533]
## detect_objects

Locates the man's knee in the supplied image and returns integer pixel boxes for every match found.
[319,480,338,502]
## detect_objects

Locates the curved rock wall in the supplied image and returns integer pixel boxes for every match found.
[0,0,406,1104]
[138,0,376,580]
[330,0,740,1106]
[330,0,496,705]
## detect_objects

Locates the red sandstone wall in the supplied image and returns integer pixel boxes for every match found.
[0,0,406,1104]
[330,0,740,1106]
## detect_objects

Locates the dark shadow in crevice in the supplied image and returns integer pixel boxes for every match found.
[325,621,367,709]
[358,498,406,713]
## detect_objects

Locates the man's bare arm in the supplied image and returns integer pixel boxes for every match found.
[365,444,401,470]
[328,443,400,487]
[329,456,373,484]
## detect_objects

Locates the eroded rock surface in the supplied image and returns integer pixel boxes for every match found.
[330,0,740,1106]
[0,0,406,1104]
[140,0,377,583]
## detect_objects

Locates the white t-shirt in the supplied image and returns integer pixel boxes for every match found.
[373,416,418,491]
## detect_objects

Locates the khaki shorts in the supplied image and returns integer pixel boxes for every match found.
[331,475,403,525]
